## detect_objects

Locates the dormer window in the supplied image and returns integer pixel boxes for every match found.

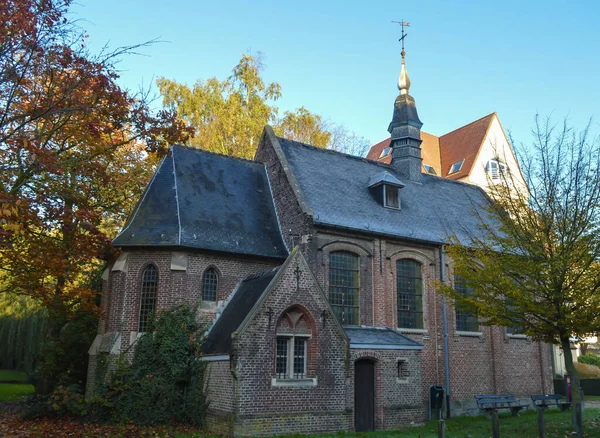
[368,171,405,210]
[449,159,464,175]
[423,164,437,175]
[384,185,399,209]
[485,159,507,179]
[379,147,391,159]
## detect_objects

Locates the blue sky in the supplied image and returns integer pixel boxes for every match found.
[72,0,600,148]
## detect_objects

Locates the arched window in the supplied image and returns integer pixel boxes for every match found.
[397,259,423,329]
[275,308,312,380]
[138,265,158,332]
[202,268,218,302]
[329,251,360,325]
[454,275,479,332]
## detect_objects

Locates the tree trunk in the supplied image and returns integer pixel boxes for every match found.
[561,336,583,437]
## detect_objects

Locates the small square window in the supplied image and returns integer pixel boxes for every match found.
[449,159,465,175]
[397,359,409,382]
[384,185,399,209]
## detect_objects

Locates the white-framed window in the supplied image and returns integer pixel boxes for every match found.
[275,335,309,379]
[384,185,400,209]
[485,159,507,179]
[379,147,391,159]
[423,164,437,175]
[448,159,465,175]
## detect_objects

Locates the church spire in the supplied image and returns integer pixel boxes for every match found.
[388,20,423,182]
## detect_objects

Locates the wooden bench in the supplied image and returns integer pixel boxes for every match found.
[531,394,571,412]
[475,394,530,417]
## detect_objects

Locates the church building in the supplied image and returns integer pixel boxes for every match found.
[87,46,552,435]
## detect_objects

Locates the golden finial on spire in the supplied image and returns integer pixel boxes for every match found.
[392,20,411,95]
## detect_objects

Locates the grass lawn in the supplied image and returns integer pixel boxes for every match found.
[0,383,34,401]
[0,369,28,382]
[177,409,600,438]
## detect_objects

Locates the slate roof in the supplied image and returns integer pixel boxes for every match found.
[113,145,288,259]
[345,327,423,350]
[201,267,280,355]
[367,113,496,179]
[278,138,494,246]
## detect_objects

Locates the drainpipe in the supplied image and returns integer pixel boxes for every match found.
[440,246,451,418]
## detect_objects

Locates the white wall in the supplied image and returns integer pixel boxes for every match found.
[467,115,527,195]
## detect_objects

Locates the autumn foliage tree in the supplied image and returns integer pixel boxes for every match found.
[0,0,190,390]
[158,53,370,159]
[439,117,600,436]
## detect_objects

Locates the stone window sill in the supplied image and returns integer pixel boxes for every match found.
[507,334,528,340]
[456,331,483,337]
[271,378,317,388]
[397,328,428,335]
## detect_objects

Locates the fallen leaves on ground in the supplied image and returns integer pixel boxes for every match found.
[0,403,202,437]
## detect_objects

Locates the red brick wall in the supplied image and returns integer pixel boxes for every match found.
[96,249,280,353]
[349,349,425,430]
[231,251,350,435]
[306,228,551,412]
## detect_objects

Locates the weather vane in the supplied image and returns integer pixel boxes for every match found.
[392,20,410,55]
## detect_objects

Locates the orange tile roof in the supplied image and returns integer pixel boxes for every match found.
[367,113,496,180]
[439,113,495,179]
[366,131,441,175]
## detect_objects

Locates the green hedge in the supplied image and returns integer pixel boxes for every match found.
[0,312,47,372]
[579,354,600,368]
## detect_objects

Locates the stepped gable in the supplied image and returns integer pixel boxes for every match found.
[277,137,494,246]
[113,145,288,259]
[201,267,280,355]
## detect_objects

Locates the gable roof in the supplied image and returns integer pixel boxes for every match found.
[201,267,280,355]
[345,327,423,350]
[113,145,288,259]
[367,113,496,179]
[277,137,493,246]
[439,113,495,179]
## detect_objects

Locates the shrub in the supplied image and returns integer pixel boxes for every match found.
[574,362,600,379]
[91,303,208,427]
[579,353,600,369]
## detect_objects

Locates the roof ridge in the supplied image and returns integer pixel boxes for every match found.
[439,112,496,138]
[170,143,263,166]
[277,136,392,169]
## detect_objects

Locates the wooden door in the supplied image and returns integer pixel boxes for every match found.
[354,359,375,432]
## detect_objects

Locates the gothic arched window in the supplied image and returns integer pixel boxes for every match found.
[328,251,360,325]
[397,259,424,329]
[138,264,158,332]
[275,308,313,380]
[202,268,218,302]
